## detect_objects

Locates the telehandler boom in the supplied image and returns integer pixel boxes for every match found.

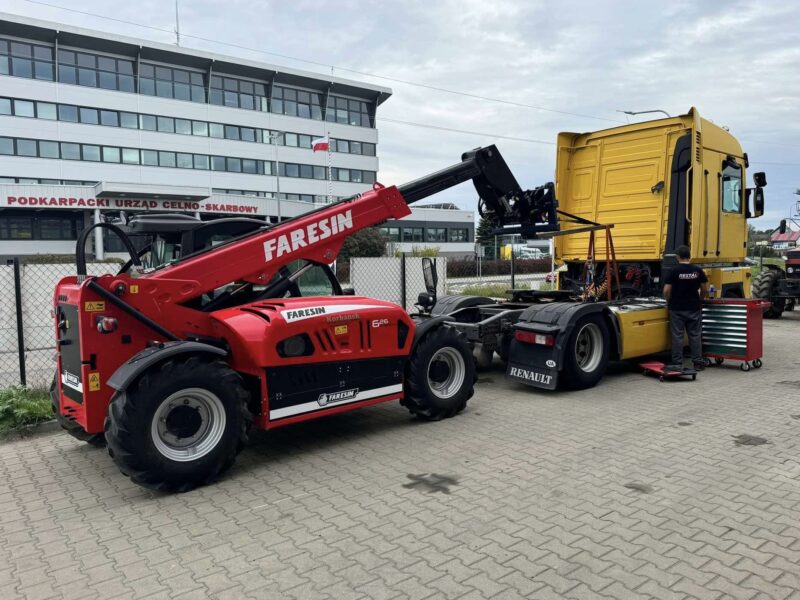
[52,145,556,491]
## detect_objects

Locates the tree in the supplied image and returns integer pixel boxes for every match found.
[339,227,388,261]
[476,215,496,260]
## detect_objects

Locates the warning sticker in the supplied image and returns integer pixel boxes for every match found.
[84,301,105,312]
[334,325,349,336]
[88,372,101,392]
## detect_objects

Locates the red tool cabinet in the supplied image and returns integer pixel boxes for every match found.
[702,299,770,371]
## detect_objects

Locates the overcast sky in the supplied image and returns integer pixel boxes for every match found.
[6,0,800,228]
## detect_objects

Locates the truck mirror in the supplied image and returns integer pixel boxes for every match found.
[780,219,787,234]
[422,257,438,295]
[753,171,767,187]
[753,187,765,218]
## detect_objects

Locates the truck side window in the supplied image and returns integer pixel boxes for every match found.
[721,162,743,213]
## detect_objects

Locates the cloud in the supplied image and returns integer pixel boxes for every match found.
[5,0,799,226]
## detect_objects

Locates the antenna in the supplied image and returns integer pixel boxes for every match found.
[174,0,181,46]
[616,109,671,118]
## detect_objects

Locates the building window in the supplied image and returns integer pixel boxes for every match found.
[449,228,468,242]
[427,228,446,242]
[57,49,134,92]
[38,213,81,240]
[0,39,54,82]
[16,139,37,157]
[79,107,99,125]
[271,86,323,120]
[379,226,400,242]
[60,142,81,160]
[39,141,60,158]
[37,102,57,120]
[0,95,379,159]
[58,104,79,122]
[403,228,424,243]
[209,75,267,110]
[0,214,34,239]
[0,210,82,241]
[140,63,205,102]
[327,95,371,127]
[13,99,35,118]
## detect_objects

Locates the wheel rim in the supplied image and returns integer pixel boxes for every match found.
[575,323,603,372]
[151,388,226,462]
[428,347,466,399]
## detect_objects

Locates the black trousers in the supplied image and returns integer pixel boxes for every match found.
[669,309,703,365]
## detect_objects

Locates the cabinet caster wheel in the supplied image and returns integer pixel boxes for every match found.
[659,376,664,382]
[752,359,762,368]
[692,374,696,381]
[715,357,724,365]
[740,362,751,372]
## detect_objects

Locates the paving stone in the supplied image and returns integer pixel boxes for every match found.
[3,320,800,599]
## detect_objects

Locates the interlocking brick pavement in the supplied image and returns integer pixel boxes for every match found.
[2,314,800,599]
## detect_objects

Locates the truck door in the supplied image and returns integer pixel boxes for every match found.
[717,158,746,261]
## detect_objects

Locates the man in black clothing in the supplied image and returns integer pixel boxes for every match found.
[663,245,709,372]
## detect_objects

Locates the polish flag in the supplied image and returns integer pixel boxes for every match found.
[312,137,330,152]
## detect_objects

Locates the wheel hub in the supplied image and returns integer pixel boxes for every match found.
[151,388,226,462]
[575,323,603,372]
[427,347,466,399]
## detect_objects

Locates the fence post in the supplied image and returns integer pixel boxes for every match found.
[13,257,26,387]
[510,247,516,289]
[400,252,407,310]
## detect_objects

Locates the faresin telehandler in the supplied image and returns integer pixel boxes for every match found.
[428,108,767,390]
[51,145,559,491]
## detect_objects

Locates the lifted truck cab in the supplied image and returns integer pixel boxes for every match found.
[435,108,767,390]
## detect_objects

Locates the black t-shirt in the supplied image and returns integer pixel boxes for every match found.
[664,263,708,311]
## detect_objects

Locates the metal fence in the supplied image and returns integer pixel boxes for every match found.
[1,251,553,389]
[334,251,553,311]
[0,258,108,389]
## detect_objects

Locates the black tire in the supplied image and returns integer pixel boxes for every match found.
[50,374,106,447]
[402,326,476,421]
[752,270,784,319]
[105,356,252,492]
[561,314,610,390]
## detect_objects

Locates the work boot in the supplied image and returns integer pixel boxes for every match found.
[692,361,706,372]
[665,364,683,373]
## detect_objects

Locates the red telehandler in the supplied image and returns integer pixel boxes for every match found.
[51,146,558,491]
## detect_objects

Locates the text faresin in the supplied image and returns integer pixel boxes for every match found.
[263,210,353,261]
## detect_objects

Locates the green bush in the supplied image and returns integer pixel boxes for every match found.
[0,387,52,433]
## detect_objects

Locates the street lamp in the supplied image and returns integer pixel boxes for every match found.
[268,131,284,222]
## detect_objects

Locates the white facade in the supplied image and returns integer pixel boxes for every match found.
[0,12,392,257]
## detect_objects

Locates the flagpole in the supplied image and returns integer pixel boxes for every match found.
[326,130,332,203]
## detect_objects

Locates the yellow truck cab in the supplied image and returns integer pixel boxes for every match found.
[555,107,760,297]
[432,109,766,390]
[536,108,766,367]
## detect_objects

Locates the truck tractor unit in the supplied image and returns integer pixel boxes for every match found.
[51,145,558,491]
[430,108,767,391]
[752,246,800,318]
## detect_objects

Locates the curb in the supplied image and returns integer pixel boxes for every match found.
[0,419,60,442]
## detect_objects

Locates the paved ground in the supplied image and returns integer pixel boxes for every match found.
[2,313,800,600]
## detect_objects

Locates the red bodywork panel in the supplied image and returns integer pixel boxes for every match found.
[53,184,414,434]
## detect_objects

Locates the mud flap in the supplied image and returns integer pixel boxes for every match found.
[506,340,559,390]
